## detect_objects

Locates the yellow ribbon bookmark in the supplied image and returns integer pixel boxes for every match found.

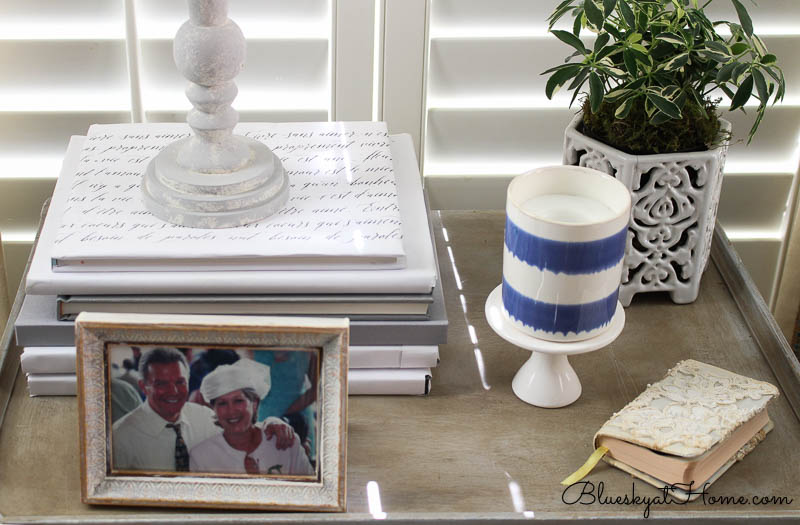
[560,446,609,486]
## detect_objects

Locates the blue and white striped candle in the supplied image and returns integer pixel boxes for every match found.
[502,166,631,342]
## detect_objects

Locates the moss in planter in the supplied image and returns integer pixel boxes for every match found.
[581,97,723,155]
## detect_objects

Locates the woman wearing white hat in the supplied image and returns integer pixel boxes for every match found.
[190,358,315,476]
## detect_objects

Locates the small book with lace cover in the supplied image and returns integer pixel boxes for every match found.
[594,360,779,501]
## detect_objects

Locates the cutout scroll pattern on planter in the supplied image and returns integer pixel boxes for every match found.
[563,114,729,306]
[625,161,705,295]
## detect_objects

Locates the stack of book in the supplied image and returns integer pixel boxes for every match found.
[15,122,446,396]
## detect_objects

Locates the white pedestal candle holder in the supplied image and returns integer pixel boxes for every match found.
[141,0,289,229]
[490,166,631,407]
[485,285,625,407]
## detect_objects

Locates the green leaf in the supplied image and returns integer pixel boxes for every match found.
[552,0,575,13]
[594,32,610,54]
[716,61,737,83]
[675,90,687,110]
[603,0,616,16]
[597,65,626,78]
[584,0,604,29]
[551,30,588,55]
[719,84,736,100]
[636,9,649,33]
[746,109,765,144]
[697,49,729,63]
[674,1,686,19]
[625,77,647,91]
[615,96,636,118]
[570,78,588,107]
[656,32,685,46]
[727,22,744,39]
[763,65,785,102]
[573,10,584,36]
[618,0,636,28]
[775,76,786,101]
[646,93,682,119]
[589,71,604,113]
[651,71,675,86]
[752,68,768,102]
[546,65,582,99]
[626,32,642,44]
[761,54,777,65]
[752,35,768,56]
[604,24,622,40]
[730,42,749,55]
[623,49,638,75]
[542,61,583,75]
[568,68,590,90]
[605,88,633,101]
[644,98,656,118]
[548,3,575,29]
[732,62,750,83]
[705,41,730,55]
[595,44,618,61]
[650,111,673,125]
[688,88,706,113]
[663,53,689,71]
[662,86,681,99]
[763,65,783,84]
[548,0,575,23]
[731,0,753,37]
[730,74,754,111]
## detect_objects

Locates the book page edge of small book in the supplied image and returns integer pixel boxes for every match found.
[599,420,774,503]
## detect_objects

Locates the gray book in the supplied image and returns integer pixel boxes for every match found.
[56,293,433,321]
[16,278,447,346]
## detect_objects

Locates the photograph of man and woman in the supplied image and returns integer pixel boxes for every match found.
[108,343,319,479]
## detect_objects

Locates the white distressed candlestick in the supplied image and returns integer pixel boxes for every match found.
[141,0,289,228]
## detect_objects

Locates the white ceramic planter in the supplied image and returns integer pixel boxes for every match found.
[563,114,731,306]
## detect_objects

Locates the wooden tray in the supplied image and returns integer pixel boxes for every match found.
[1,210,799,523]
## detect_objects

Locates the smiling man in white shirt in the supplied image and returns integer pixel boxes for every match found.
[112,347,293,472]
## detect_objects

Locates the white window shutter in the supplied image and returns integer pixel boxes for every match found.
[382,0,427,156]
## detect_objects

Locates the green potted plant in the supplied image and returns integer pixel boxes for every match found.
[544,0,785,306]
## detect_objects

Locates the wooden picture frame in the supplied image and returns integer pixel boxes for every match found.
[76,312,348,511]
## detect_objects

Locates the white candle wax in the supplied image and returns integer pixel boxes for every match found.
[521,193,617,225]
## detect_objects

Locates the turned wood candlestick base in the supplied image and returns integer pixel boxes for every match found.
[141,0,288,229]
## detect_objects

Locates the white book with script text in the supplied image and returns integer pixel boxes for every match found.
[26,134,436,295]
[51,122,404,271]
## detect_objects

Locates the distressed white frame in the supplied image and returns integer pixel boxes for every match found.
[76,312,348,511]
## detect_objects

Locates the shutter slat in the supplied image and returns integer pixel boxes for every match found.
[0,41,130,111]
[719,174,795,234]
[0,178,55,235]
